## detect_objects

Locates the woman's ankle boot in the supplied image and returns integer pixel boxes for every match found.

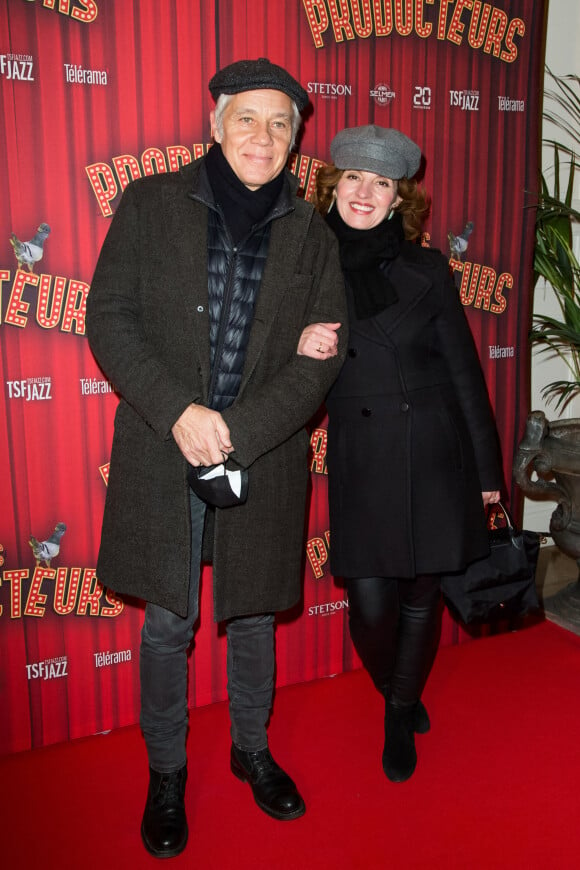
[382,700,417,782]
[385,689,430,734]
[414,698,430,734]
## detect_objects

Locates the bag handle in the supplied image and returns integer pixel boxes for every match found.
[487,501,547,544]
[487,499,515,532]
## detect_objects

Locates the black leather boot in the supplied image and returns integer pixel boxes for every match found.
[141,766,188,858]
[384,693,430,733]
[414,699,430,734]
[230,745,306,820]
[382,701,417,783]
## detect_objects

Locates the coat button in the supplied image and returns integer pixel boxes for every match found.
[348,348,358,357]
[400,402,410,412]
[362,407,372,417]
[197,305,204,312]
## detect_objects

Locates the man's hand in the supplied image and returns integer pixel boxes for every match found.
[297,322,341,359]
[482,490,501,507]
[172,404,233,466]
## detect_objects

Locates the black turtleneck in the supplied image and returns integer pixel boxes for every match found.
[326,205,405,320]
[204,143,285,244]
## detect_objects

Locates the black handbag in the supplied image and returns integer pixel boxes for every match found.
[441,501,541,624]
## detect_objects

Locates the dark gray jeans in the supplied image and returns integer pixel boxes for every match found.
[140,492,275,773]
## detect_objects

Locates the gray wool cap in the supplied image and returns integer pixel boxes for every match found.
[209,57,309,111]
[330,125,422,180]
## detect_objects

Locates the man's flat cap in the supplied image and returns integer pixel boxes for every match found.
[331,125,421,180]
[209,57,309,111]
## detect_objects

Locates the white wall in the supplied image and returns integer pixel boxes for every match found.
[523,0,580,533]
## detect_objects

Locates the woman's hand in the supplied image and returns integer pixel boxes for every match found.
[482,490,501,507]
[297,322,341,359]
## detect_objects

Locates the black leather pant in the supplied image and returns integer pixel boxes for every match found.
[346,575,442,706]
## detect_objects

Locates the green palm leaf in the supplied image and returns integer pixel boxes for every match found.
[530,68,580,407]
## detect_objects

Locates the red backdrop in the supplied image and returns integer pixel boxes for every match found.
[0,0,545,755]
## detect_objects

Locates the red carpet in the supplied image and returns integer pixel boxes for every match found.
[2,620,579,869]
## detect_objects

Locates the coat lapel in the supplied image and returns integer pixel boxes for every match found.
[239,197,312,393]
[366,256,435,346]
[160,169,212,398]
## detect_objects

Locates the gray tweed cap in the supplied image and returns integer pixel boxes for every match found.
[209,57,309,111]
[331,125,421,180]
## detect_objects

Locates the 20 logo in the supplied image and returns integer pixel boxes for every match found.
[413,86,432,109]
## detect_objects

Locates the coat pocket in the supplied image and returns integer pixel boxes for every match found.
[432,402,465,471]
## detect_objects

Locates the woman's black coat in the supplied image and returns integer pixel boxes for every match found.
[326,240,503,580]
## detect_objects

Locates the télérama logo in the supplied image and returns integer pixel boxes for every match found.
[64,63,108,85]
[498,96,525,112]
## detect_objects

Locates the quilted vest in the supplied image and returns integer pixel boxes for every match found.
[206,207,273,411]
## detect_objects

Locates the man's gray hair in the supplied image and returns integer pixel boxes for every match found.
[213,93,302,149]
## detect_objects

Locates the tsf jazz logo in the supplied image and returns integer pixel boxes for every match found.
[0,54,34,81]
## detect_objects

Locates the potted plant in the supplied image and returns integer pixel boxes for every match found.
[529,67,580,407]
[513,67,580,618]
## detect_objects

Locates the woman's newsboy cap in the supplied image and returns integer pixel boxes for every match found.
[330,125,421,180]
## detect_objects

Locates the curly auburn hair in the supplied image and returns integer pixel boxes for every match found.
[313,163,430,241]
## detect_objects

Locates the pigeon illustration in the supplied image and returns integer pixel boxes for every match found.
[448,221,473,260]
[29,522,67,567]
[10,222,51,272]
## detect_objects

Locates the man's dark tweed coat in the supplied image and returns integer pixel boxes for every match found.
[326,241,503,580]
[86,160,347,620]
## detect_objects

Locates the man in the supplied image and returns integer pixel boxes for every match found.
[86,57,346,859]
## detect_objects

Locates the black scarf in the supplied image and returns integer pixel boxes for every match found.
[204,142,284,244]
[326,205,404,319]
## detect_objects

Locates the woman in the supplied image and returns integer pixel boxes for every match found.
[299,125,503,782]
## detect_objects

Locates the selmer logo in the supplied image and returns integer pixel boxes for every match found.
[370,83,396,106]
